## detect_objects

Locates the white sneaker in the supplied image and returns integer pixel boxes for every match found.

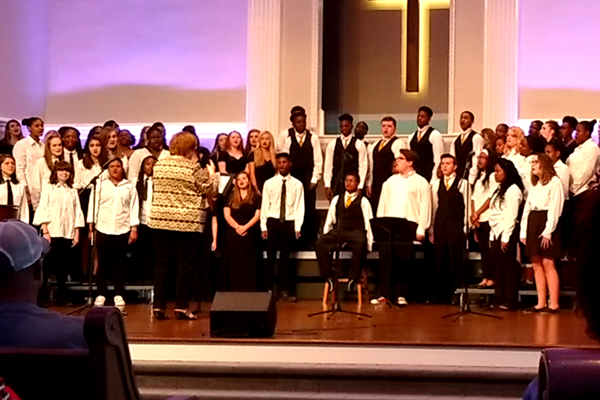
[94,295,106,307]
[397,296,408,306]
[114,295,126,311]
[370,296,389,305]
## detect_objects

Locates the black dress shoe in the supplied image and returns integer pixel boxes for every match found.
[524,306,546,313]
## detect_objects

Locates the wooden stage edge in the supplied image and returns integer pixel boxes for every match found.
[55,301,599,350]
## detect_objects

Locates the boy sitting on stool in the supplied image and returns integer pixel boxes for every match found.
[315,172,373,291]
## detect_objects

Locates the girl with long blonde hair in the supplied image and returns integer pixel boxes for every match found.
[504,126,530,192]
[248,131,277,194]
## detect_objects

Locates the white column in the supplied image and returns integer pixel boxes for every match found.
[482,0,519,127]
[245,0,282,134]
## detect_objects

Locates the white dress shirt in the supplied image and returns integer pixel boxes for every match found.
[133,176,153,226]
[488,184,523,242]
[30,157,60,210]
[12,136,44,193]
[33,183,85,239]
[429,174,469,235]
[449,129,484,184]
[520,176,564,240]
[503,149,531,194]
[407,125,445,180]
[324,192,374,251]
[377,171,431,237]
[0,179,29,223]
[471,172,498,223]
[366,136,407,187]
[553,160,570,199]
[87,178,139,235]
[566,138,600,197]
[75,159,102,190]
[127,148,168,183]
[63,149,80,166]
[278,131,323,184]
[323,135,368,189]
[260,173,305,232]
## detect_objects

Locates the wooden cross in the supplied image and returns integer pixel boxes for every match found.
[367,0,450,93]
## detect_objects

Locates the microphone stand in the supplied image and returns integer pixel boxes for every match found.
[309,146,371,320]
[441,153,502,321]
[68,167,104,316]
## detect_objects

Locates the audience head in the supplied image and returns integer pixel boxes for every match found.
[395,149,418,175]
[2,120,23,144]
[541,120,561,142]
[529,120,543,136]
[246,129,261,153]
[107,157,126,181]
[530,153,556,186]
[0,154,18,183]
[146,126,164,152]
[380,117,396,139]
[276,153,292,176]
[227,130,244,152]
[291,111,307,134]
[545,137,565,164]
[212,133,228,154]
[575,120,597,145]
[417,106,433,128]
[495,123,509,136]
[506,126,525,154]
[22,117,44,140]
[50,160,75,187]
[355,121,369,140]
[0,220,49,303]
[344,172,360,193]
[481,128,496,147]
[58,126,82,153]
[459,111,474,131]
[440,154,457,177]
[170,132,199,159]
[561,116,578,140]
[338,114,354,136]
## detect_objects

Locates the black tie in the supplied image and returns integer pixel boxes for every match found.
[279,178,287,222]
[2,179,13,206]
[69,151,74,166]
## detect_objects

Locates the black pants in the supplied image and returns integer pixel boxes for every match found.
[96,231,129,298]
[377,219,417,300]
[132,224,155,284]
[315,229,366,281]
[294,172,318,247]
[40,237,75,303]
[370,184,383,215]
[153,229,200,310]
[491,229,520,309]
[265,219,295,293]
[475,221,492,280]
[434,226,464,301]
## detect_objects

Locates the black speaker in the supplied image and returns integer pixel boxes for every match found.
[210,291,277,338]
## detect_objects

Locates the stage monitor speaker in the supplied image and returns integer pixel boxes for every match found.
[210,291,277,338]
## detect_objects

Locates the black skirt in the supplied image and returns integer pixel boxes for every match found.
[526,210,562,259]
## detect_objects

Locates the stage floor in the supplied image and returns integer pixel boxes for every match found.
[61,301,597,349]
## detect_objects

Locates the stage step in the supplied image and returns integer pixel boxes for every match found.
[132,344,537,400]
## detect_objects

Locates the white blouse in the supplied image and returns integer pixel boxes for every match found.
[87,178,139,236]
[127,148,168,183]
[503,149,531,194]
[553,160,570,200]
[30,157,59,210]
[133,176,153,226]
[75,159,102,190]
[0,179,29,223]
[471,172,498,223]
[520,176,565,240]
[488,184,523,242]
[33,183,85,239]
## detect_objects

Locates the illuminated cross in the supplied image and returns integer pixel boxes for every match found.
[367,0,451,93]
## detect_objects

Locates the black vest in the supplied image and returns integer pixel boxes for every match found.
[434,177,465,231]
[453,131,476,178]
[289,128,314,184]
[410,127,435,182]
[332,136,359,194]
[373,136,398,187]
[334,194,365,232]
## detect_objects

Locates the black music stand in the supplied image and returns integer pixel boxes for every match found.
[441,156,501,321]
[371,217,417,308]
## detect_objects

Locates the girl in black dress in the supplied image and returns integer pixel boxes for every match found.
[218,131,247,175]
[245,129,261,155]
[210,133,228,165]
[219,171,261,292]
[248,131,276,194]
[0,120,23,155]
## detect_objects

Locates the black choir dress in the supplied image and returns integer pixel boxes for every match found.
[218,152,247,175]
[248,152,275,193]
[219,195,262,292]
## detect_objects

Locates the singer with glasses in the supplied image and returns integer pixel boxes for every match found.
[261,153,304,301]
[0,155,28,222]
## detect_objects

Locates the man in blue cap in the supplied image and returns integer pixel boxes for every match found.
[0,219,87,349]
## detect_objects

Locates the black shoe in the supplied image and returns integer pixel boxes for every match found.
[153,309,170,320]
[524,306,546,313]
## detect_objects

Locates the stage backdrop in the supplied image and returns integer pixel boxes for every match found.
[44,0,248,125]
[519,0,600,120]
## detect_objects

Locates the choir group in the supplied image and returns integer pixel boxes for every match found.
[0,106,597,317]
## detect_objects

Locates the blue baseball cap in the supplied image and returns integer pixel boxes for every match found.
[0,219,50,272]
